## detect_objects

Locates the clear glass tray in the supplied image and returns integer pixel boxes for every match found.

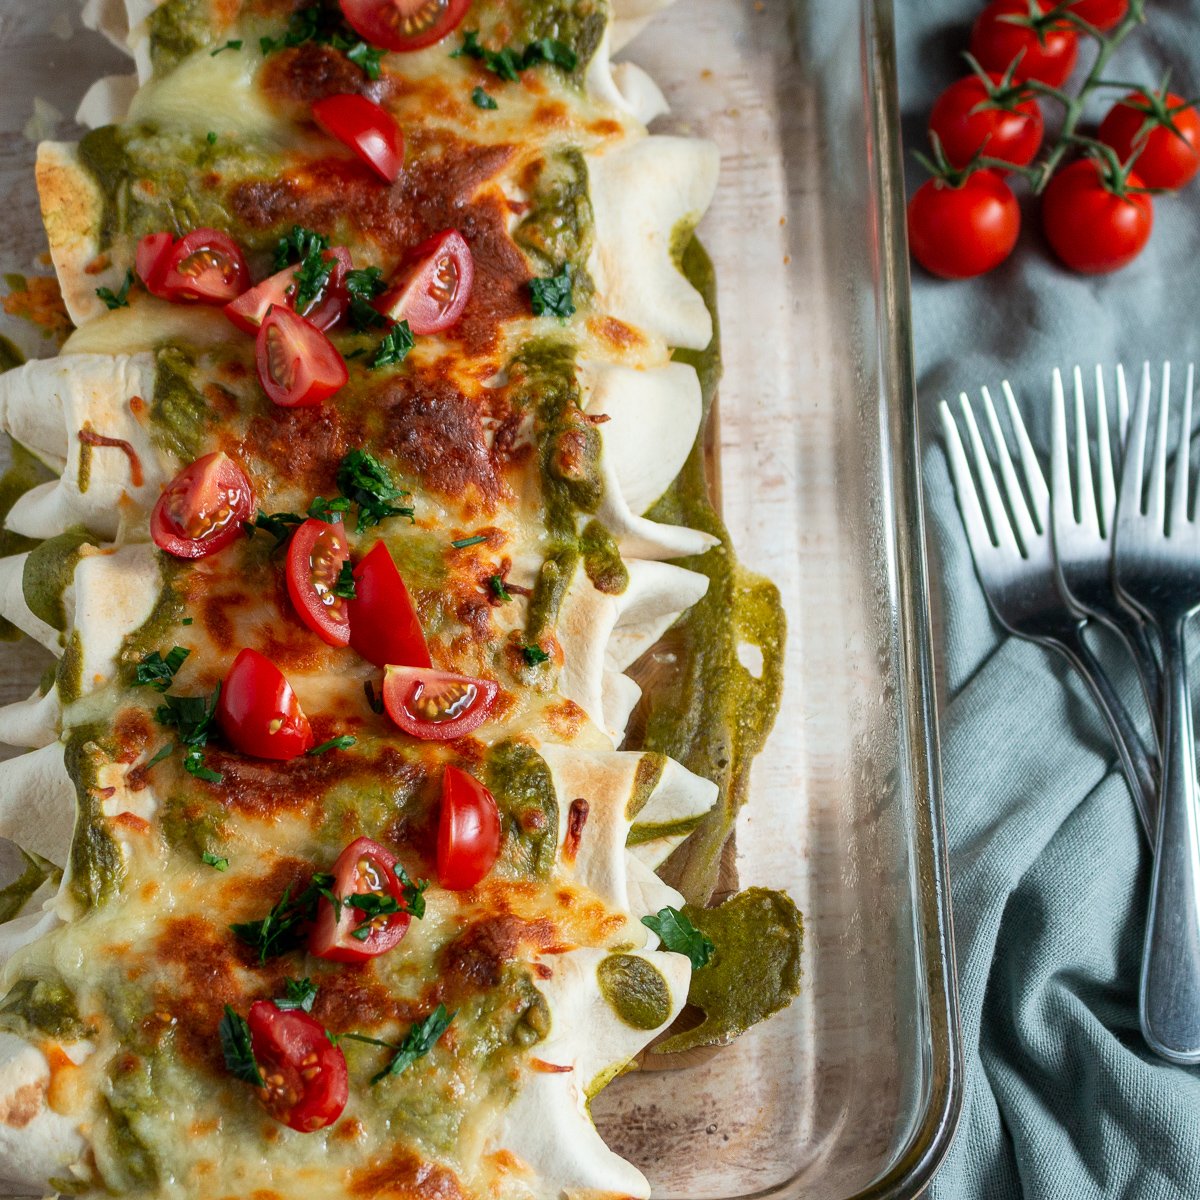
[0,2,962,1197]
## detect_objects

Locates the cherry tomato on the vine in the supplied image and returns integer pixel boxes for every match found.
[437,765,501,890]
[1065,0,1128,30]
[907,170,1021,279]
[929,74,1044,170]
[969,0,1078,87]
[339,0,472,52]
[286,518,352,647]
[1041,157,1153,274]
[1099,92,1200,190]
[216,648,315,761]
[150,452,255,560]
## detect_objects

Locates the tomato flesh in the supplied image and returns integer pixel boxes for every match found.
[246,1002,348,1133]
[376,230,474,335]
[286,519,353,647]
[928,75,1043,170]
[382,665,498,741]
[150,452,255,560]
[437,766,501,890]
[907,170,1020,280]
[312,94,404,184]
[155,229,250,304]
[346,541,432,668]
[1041,158,1153,275]
[136,232,175,297]
[1099,92,1200,190]
[255,306,349,407]
[969,0,1077,87]
[226,248,352,333]
[310,837,414,963]
[339,0,472,52]
[216,648,314,761]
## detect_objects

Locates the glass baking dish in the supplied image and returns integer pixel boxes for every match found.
[0,1,962,1198]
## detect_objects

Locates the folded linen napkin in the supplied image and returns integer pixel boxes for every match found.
[894,0,1200,1195]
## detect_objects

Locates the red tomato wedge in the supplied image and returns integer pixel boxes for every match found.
[255,306,348,407]
[154,228,250,304]
[286,519,353,647]
[437,766,501,890]
[376,230,474,335]
[216,648,314,761]
[226,248,352,333]
[246,1002,348,1132]
[135,232,175,297]
[151,452,255,560]
[346,541,432,668]
[309,837,415,963]
[382,665,498,741]
[312,94,404,184]
[340,0,471,52]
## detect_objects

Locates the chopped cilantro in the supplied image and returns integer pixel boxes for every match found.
[488,575,512,603]
[522,644,550,666]
[471,86,498,110]
[245,508,305,547]
[230,873,338,964]
[276,977,319,1013]
[95,269,134,311]
[134,646,190,692]
[530,263,575,319]
[307,734,357,756]
[451,534,488,549]
[336,449,414,530]
[202,852,229,871]
[345,266,388,332]
[308,495,352,523]
[332,559,358,601]
[219,1006,264,1087]
[641,906,715,969]
[395,864,428,920]
[206,130,218,145]
[273,224,330,272]
[144,742,174,771]
[451,31,577,80]
[154,685,223,783]
[182,617,194,626]
[210,39,243,56]
[368,320,414,369]
[340,1005,454,1085]
[288,241,334,311]
[260,6,386,79]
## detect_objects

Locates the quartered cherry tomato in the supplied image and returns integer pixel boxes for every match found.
[969,0,1078,87]
[150,452,255,560]
[286,519,353,647]
[135,232,175,297]
[312,94,404,184]
[437,765,501,890]
[929,74,1044,170]
[255,306,349,407]
[907,170,1020,279]
[339,0,471,52]
[1066,0,1128,30]
[1099,92,1200,190]
[216,648,314,760]
[246,1001,348,1132]
[382,665,498,741]
[310,837,414,963]
[375,230,474,335]
[346,541,431,668]
[152,228,251,304]
[1041,158,1153,274]
[226,248,352,333]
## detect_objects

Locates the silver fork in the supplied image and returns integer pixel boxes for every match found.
[1114,361,1200,1065]
[1051,364,1162,760]
[941,387,1157,839]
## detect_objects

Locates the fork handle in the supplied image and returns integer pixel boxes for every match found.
[1139,614,1200,1064]
[1055,625,1158,842]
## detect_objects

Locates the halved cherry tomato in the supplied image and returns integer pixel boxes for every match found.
[969,0,1077,87]
[136,232,175,297]
[929,74,1044,170]
[246,1001,348,1132]
[437,765,501,890]
[150,452,255,560]
[346,541,432,668]
[376,230,474,335]
[1041,158,1153,274]
[312,94,404,184]
[310,837,414,963]
[216,648,314,760]
[340,0,471,52]
[154,228,250,304]
[1066,0,1127,30]
[382,665,498,741]
[226,248,352,334]
[286,519,353,647]
[1099,92,1200,191]
[255,306,349,407]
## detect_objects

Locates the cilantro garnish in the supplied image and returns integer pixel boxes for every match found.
[276,977,319,1013]
[339,1004,454,1085]
[244,495,355,547]
[260,7,385,79]
[522,644,550,666]
[154,685,223,783]
[206,130,218,145]
[488,575,512,603]
[95,269,133,311]
[395,864,428,920]
[219,1006,264,1087]
[210,39,243,55]
[451,534,488,549]
[230,873,338,963]
[182,617,194,626]
[288,242,334,312]
[273,225,330,273]
[308,495,352,523]
[134,646,190,692]
[471,86,498,110]
[336,449,414,530]
[452,31,577,81]
[333,560,358,600]
[641,906,715,969]
[530,263,575,319]
[202,851,229,871]
[144,743,174,771]
[345,266,388,332]
[368,320,415,369]
[307,734,357,756]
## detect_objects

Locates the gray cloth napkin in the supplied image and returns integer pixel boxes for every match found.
[893,1,1200,1195]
